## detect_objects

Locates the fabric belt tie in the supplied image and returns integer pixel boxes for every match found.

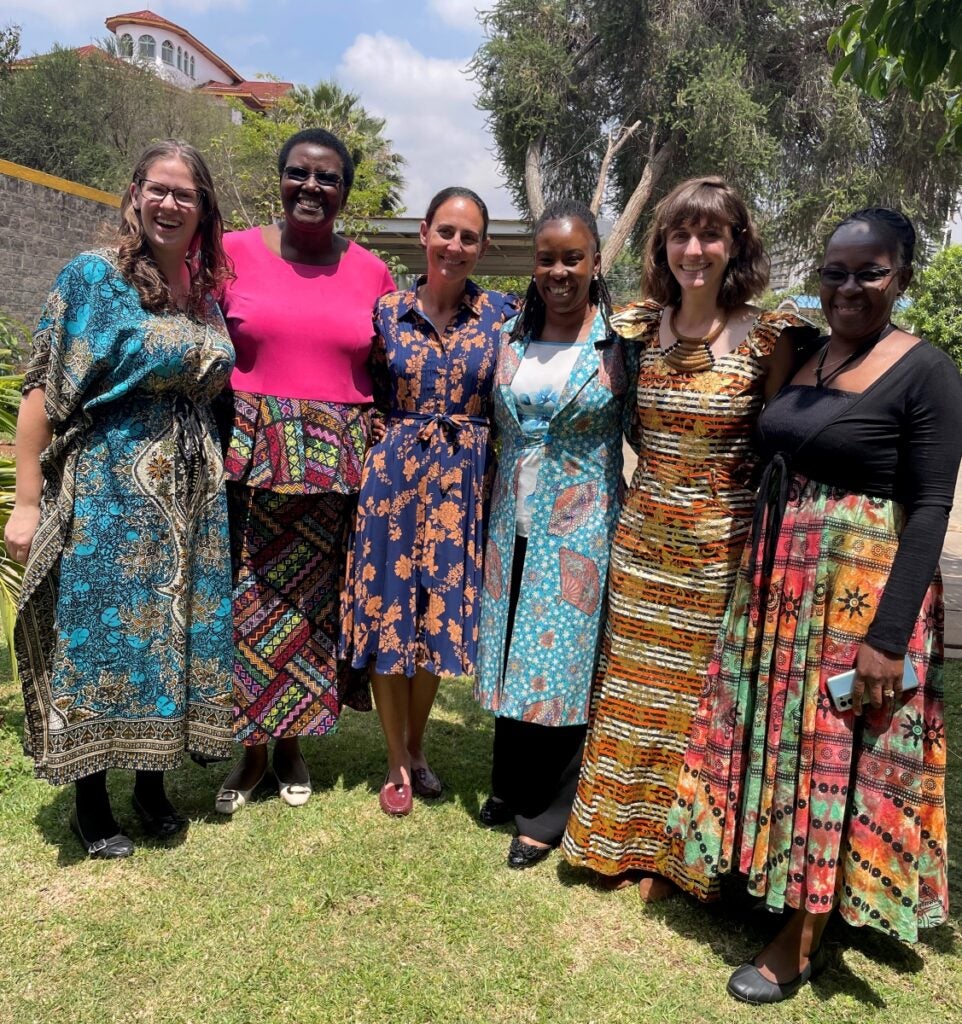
[389,410,488,449]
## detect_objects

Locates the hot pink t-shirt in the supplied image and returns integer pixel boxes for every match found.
[221,227,395,403]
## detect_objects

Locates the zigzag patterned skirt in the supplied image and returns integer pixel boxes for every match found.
[229,484,357,744]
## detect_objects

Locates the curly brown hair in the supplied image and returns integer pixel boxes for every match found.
[115,140,231,318]
[642,177,769,312]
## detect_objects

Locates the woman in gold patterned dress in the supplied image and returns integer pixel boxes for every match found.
[562,177,814,897]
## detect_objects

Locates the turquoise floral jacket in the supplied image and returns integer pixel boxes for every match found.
[474,310,636,725]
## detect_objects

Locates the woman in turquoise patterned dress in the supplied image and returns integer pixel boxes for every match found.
[5,141,235,858]
[475,199,635,867]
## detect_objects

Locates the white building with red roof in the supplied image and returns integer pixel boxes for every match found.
[105,9,291,111]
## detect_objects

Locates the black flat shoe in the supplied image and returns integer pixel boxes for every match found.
[70,815,135,859]
[479,796,514,827]
[132,792,188,840]
[507,836,552,869]
[727,943,828,1004]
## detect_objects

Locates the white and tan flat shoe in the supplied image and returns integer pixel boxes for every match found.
[214,766,266,815]
[277,780,312,807]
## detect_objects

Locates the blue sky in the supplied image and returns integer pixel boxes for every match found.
[0,0,519,216]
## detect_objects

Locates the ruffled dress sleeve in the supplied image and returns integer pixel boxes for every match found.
[610,299,664,341]
[611,300,663,451]
[745,309,819,361]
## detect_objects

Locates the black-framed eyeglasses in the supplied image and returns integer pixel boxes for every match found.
[282,167,344,188]
[137,178,204,209]
[817,265,906,286]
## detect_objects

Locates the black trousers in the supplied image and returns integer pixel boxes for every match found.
[490,534,587,846]
[491,716,586,845]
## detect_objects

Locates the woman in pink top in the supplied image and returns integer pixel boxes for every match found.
[214,128,394,814]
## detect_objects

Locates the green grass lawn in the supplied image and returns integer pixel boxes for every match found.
[0,647,959,1024]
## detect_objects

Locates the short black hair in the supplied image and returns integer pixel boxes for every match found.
[424,186,490,239]
[831,207,917,267]
[277,128,355,195]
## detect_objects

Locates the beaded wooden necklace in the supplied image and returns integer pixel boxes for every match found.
[662,307,728,373]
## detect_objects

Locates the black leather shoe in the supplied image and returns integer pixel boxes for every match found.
[479,796,514,827]
[507,836,553,869]
[70,815,135,859]
[727,944,828,1004]
[132,792,188,840]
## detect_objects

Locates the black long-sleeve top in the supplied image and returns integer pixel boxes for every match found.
[756,341,962,655]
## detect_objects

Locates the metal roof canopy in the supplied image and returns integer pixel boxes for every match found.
[362,217,534,276]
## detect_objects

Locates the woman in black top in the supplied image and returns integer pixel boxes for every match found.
[664,208,962,1003]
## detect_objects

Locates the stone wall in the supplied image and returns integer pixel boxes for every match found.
[0,160,120,337]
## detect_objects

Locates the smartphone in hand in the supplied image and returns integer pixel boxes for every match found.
[826,656,919,712]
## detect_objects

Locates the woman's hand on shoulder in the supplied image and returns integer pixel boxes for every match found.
[4,503,41,565]
[852,642,904,715]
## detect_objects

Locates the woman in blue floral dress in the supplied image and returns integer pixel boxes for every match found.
[341,187,516,816]
[475,199,635,867]
[6,142,235,858]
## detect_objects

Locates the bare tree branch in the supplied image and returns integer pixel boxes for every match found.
[525,135,546,220]
[590,120,641,215]
[600,136,674,275]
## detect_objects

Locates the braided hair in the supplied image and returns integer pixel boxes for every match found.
[829,207,916,268]
[510,198,614,344]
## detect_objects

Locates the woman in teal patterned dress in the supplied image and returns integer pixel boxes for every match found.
[475,199,635,868]
[5,141,235,858]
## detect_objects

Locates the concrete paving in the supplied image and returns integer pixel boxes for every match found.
[940,470,962,658]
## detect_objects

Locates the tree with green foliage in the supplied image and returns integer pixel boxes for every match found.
[0,45,229,191]
[211,78,406,240]
[471,0,962,273]
[909,244,962,371]
[0,22,20,80]
[830,0,962,150]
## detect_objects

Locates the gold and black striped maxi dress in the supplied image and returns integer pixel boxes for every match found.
[562,300,807,884]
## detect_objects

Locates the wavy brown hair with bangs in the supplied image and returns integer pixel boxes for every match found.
[642,177,768,311]
[115,140,231,319]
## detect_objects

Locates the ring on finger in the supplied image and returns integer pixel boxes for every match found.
[882,688,895,698]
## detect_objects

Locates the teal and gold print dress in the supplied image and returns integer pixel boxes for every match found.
[15,250,236,784]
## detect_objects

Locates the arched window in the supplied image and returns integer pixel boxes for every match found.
[118,33,134,58]
[177,46,182,70]
[189,56,195,79]
[161,40,174,64]
[138,34,155,59]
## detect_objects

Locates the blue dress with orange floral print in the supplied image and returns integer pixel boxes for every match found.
[341,279,516,679]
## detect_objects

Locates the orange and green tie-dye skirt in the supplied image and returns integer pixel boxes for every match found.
[665,475,948,942]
